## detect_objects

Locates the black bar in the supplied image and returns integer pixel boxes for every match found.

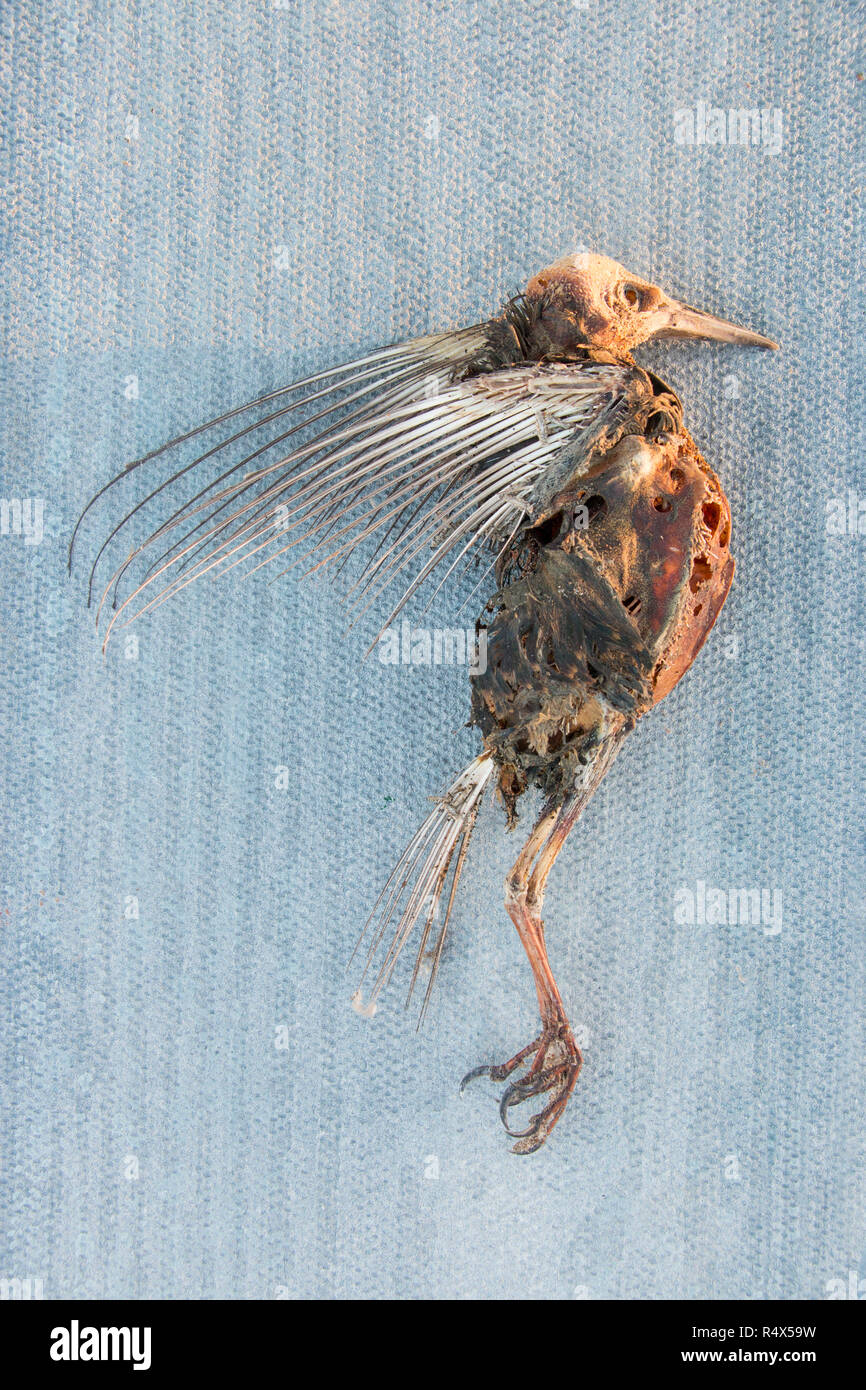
[2,1298,861,1375]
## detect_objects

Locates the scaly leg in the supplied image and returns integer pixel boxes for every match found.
[462,731,625,1153]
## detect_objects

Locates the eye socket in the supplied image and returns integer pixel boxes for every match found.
[622,283,641,308]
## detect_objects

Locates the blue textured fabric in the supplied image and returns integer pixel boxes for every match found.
[0,0,863,1300]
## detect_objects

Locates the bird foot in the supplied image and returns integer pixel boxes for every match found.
[460,1017,582,1154]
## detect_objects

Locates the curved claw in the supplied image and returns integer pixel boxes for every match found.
[499,1082,540,1138]
[459,1035,543,1094]
[511,1089,573,1155]
[506,1119,545,1145]
[499,1067,563,1136]
[459,1063,501,1092]
[463,1026,582,1151]
[511,1129,549,1156]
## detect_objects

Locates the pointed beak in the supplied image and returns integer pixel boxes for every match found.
[647,298,779,350]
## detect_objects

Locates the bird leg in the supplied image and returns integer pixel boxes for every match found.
[461,732,625,1153]
[459,792,587,1153]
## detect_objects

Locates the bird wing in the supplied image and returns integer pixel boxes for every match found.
[70,327,642,647]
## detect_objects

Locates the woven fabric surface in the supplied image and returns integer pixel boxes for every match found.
[0,0,863,1299]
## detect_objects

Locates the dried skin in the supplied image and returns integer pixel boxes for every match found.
[471,402,734,814]
[73,250,775,1156]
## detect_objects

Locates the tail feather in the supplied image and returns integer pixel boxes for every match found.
[351,753,495,1024]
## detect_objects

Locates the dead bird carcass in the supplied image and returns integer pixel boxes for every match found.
[71,253,778,1153]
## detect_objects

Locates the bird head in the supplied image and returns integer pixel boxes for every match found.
[524,252,778,357]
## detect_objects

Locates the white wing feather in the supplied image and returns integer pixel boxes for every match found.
[72,330,631,646]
